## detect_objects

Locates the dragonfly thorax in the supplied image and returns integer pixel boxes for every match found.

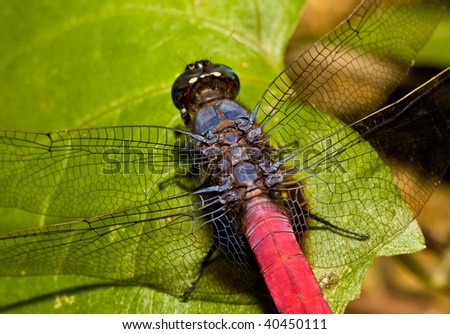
[193,100,250,139]
[195,99,281,206]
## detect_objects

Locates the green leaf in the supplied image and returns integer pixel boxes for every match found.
[0,0,303,131]
[377,220,425,257]
[0,0,305,313]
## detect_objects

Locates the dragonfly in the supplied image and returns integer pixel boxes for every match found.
[0,0,449,313]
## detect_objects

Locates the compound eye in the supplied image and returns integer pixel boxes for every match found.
[208,63,240,96]
[171,70,201,110]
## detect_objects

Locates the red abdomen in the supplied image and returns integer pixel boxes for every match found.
[243,195,332,314]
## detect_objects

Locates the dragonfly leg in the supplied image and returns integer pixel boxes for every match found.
[308,212,370,240]
[181,243,218,302]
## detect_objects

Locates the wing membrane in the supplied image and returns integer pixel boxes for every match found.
[0,193,213,296]
[0,126,201,218]
[256,0,446,134]
[275,68,450,267]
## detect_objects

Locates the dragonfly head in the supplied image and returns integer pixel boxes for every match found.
[171,60,240,124]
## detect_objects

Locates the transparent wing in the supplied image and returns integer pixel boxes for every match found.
[255,0,446,133]
[0,191,261,300]
[252,0,449,269]
[0,125,203,218]
[274,68,450,267]
[353,67,450,212]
